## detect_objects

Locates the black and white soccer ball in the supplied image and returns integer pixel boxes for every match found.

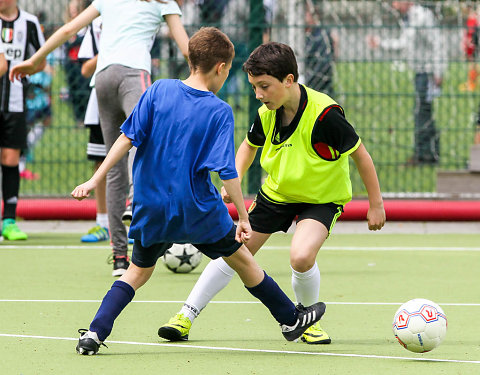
[161,243,203,273]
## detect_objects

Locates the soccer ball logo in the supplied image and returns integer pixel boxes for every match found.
[161,243,203,273]
[392,298,447,353]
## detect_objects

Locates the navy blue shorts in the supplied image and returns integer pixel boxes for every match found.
[131,224,242,268]
[248,189,344,234]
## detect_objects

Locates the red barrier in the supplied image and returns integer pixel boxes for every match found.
[9,198,480,221]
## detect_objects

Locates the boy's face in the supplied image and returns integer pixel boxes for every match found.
[0,0,17,13]
[248,74,290,110]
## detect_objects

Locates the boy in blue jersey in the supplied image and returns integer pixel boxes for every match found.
[159,42,386,346]
[69,28,326,355]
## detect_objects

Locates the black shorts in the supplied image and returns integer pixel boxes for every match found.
[131,224,242,268]
[0,112,27,149]
[86,124,106,161]
[248,189,344,234]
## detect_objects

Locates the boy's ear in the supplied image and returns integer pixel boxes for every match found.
[284,73,295,87]
[216,62,226,75]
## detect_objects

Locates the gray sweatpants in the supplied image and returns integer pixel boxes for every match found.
[95,64,151,256]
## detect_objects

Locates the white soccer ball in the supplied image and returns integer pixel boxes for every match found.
[392,298,447,353]
[161,243,203,273]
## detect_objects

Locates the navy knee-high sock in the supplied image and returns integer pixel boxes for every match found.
[89,280,135,341]
[246,271,297,326]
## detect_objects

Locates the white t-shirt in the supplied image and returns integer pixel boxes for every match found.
[91,0,181,78]
[0,41,4,54]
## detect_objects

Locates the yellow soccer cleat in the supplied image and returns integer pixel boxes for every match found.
[301,322,331,344]
[158,313,192,341]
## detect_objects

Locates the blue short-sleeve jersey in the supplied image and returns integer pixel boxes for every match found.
[121,79,238,247]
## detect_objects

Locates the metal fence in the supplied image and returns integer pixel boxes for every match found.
[18,0,480,197]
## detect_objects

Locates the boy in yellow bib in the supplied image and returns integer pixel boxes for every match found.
[159,42,385,345]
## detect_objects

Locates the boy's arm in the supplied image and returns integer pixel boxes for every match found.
[164,14,189,60]
[222,177,252,244]
[71,134,132,200]
[81,55,98,78]
[10,5,100,81]
[0,53,7,77]
[350,143,385,231]
[222,139,258,203]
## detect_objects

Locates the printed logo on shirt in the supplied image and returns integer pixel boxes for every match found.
[2,27,13,43]
[4,44,23,61]
[274,143,292,152]
[16,31,23,42]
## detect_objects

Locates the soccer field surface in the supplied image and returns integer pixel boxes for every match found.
[1,232,479,374]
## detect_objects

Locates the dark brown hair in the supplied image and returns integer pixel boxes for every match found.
[188,27,235,73]
[242,42,299,82]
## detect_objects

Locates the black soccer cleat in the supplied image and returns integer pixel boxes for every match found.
[111,255,130,277]
[281,302,326,342]
[76,329,107,355]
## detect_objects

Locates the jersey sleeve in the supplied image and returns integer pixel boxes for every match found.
[312,106,360,159]
[159,0,182,17]
[0,41,4,54]
[120,85,154,147]
[91,0,102,13]
[205,107,238,180]
[246,113,266,147]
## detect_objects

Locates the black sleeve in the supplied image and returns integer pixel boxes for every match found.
[246,112,266,146]
[312,106,359,155]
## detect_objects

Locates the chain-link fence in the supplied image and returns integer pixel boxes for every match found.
[17,0,480,197]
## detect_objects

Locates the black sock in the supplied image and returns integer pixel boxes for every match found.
[2,165,19,220]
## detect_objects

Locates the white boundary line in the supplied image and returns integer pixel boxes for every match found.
[2,245,480,251]
[0,333,478,364]
[0,299,479,306]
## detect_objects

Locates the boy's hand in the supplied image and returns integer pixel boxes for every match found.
[367,205,386,231]
[9,59,39,81]
[221,185,232,203]
[71,180,97,201]
[235,218,252,244]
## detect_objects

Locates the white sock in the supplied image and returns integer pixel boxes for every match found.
[19,157,26,173]
[96,213,109,229]
[180,257,235,323]
[291,262,320,307]
[27,123,44,148]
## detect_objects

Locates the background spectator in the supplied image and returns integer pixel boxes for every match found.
[62,0,90,127]
[459,4,479,92]
[304,0,338,98]
[368,1,446,165]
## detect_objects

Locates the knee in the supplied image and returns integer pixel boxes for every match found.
[1,150,20,166]
[290,252,316,273]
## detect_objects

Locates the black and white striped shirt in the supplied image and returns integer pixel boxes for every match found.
[0,8,45,113]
